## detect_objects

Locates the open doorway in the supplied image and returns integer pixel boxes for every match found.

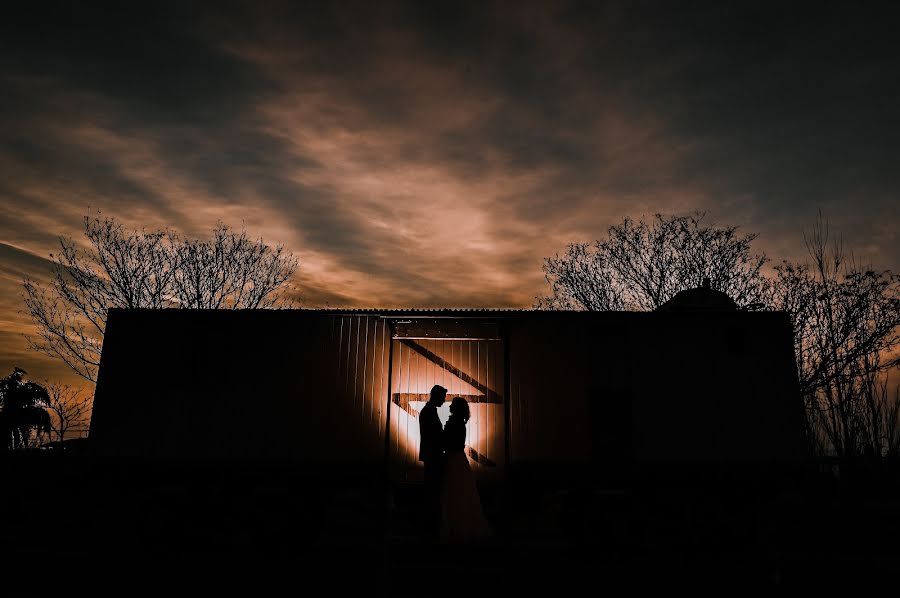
[384,318,506,482]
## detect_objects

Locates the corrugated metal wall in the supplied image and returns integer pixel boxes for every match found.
[387,337,505,480]
[92,309,802,466]
[508,315,594,463]
[317,314,392,456]
[91,310,398,460]
[506,312,804,469]
[91,311,509,466]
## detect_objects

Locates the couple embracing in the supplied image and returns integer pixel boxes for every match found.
[419,384,491,544]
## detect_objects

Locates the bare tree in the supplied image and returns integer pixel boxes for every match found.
[24,216,299,382]
[539,211,900,457]
[23,218,172,381]
[43,383,93,443]
[537,213,770,310]
[855,356,900,458]
[169,224,297,309]
[772,213,900,457]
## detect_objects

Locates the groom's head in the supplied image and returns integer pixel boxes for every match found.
[429,385,447,406]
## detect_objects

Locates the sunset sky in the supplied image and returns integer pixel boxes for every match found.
[1,1,898,388]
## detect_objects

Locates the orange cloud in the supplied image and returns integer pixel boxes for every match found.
[1,1,897,387]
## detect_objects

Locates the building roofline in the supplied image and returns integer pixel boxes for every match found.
[105,306,789,318]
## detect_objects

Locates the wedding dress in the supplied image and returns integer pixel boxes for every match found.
[439,414,491,544]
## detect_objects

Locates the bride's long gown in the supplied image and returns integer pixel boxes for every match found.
[439,415,491,544]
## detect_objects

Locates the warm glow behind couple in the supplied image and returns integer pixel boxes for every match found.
[419,384,492,544]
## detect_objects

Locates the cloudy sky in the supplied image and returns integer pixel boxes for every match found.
[1,0,898,387]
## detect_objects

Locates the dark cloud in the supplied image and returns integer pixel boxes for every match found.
[1,1,275,124]
[0,242,56,281]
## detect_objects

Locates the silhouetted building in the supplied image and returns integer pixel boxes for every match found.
[90,287,805,481]
[657,277,739,312]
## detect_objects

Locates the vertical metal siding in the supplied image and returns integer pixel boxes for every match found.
[507,316,594,463]
[308,315,391,458]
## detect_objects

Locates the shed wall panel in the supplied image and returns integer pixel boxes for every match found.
[91,309,804,468]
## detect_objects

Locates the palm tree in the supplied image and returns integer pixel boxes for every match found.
[0,367,51,450]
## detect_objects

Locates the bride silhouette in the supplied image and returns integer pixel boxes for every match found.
[439,397,491,544]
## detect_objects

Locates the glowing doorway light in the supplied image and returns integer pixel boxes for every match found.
[388,401,421,463]
[389,338,502,468]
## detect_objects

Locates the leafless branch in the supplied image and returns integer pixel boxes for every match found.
[43,382,93,443]
[537,213,770,311]
[23,216,299,382]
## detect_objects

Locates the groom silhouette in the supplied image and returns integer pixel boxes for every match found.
[419,384,447,542]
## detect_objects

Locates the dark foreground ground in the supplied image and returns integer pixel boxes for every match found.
[2,455,900,596]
